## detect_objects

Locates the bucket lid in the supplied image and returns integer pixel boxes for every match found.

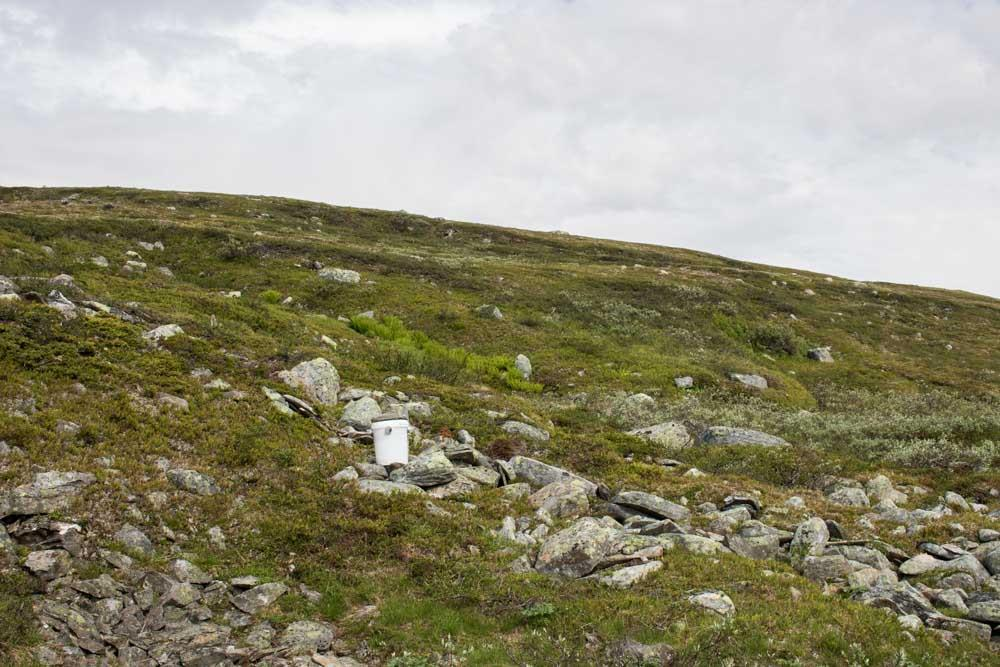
[371,414,409,425]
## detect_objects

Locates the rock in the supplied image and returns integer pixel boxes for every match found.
[605,638,676,666]
[657,534,730,555]
[143,324,185,343]
[899,554,990,583]
[925,615,992,642]
[801,555,853,582]
[115,524,154,555]
[726,521,786,560]
[166,468,219,495]
[529,480,591,519]
[172,559,213,584]
[507,456,597,494]
[231,582,289,614]
[697,427,787,447]
[611,491,690,523]
[514,354,532,380]
[866,475,907,505]
[826,487,870,507]
[628,422,692,449]
[280,620,334,654]
[688,590,735,617]
[426,476,479,499]
[340,397,382,429]
[943,491,970,512]
[807,347,834,363]
[49,274,75,288]
[608,393,656,425]
[455,466,500,487]
[785,496,806,509]
[853,582,937,620]
[356,479,424,496]
[978,529,1000,543]
[90,255,110,267]
[24,549,71,580]
[790,518,829,563]
[1,471,97,518]
[333,467,359,482]
[402,401,432,420]
[967,598,1000,624]
[277,358,341,406]
[156,393,189,411]
[354,463,388,480]
[501,483,531,499]
[848,567,898,590]
[829,545,894,572]
[0,275,19,294]
[535,517,625,578]
[390,451,456,488]
[476,304,503,319]
[596,560,663,588]
[501,420,549,442]
[204,378,232,391]
[674,376,694,389]
[729,373,767,390]
[318,267,361,284]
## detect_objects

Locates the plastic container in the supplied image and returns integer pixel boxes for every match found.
[372,415,410,465]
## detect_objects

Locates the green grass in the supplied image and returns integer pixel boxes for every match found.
[0,185,997,665]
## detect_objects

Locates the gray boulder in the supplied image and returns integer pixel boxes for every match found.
[280,620,334,654]
[167,468,219,495]
[231,582,289,614]
[674,376,694,389]
[688,590,735,617]
[826,487,870,507]
[607,393,655,425]
[115,524,154,556]
[277,358,341,406]
[852,582,936,620]
[611,491,690,523]
[529,480,591,519]
[143,324,184,341]
[389,450,456,488]
[789,517,829,563]
[628,422,692,449]
[1,471,97,518]
[596,561,662,588]
[726,521,786,560]
[807,347,834,363]
[0,275,17,294]
[535,517,624,578]
[514,354,532,380]
[24,549,72,581]
[501,420,549,442]
[356,479,424,496]
[729,373,768,390]
[476,304,503,319]
[340,397,382,429]
[318,268,360,284]
[507,456,597,494]
[697,427,787,447]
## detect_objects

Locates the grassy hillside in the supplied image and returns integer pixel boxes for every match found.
[1,186,998,665]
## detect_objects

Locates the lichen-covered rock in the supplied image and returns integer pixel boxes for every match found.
[656,534,731,555]
[1,471,97,518]
[789,517,829,563]
[826,486,870,507]
[596,560,662,588]
[852,582,936,620]
[143,324,184,341]
[688,590,735,617]
[507,456,597,494]
[529,480,591,519]
[729,373,768,390]
[807,347,834,363]
[501,420,549,441]
[535,517,625,578]
[389,450,456,488]
[277,358,341,406]
[115,524,154,556]
[725,521,786,560]
[318,267,361,284]
[611,491,690,523]
[356,479,424,496]
[628,422,692,448]
[279,620,335,654]
[24,549,72,581]
[697,427,787,447]
[166,468,219,495]
[231,582,289,614]
[340,397,382,429]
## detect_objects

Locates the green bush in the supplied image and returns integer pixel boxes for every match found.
[260,289,282,304]
[713,313,805,356]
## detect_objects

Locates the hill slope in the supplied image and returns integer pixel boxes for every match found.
[1,186,999,665]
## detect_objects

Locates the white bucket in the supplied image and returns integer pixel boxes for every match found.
[372,416,410,465]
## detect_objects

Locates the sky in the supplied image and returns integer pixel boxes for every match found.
[1,1,998,297]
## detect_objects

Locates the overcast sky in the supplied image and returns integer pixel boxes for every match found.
[2,1,998,296]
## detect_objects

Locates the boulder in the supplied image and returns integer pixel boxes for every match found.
[507,456,597,494]
[826,487,870,507]
[729,373,767,390]
[807,347,834,363]
[790,518,829,562]
[628,422,692,448]
[801,555,853,582]
[279,620,334,654]
[611,491,690,523]
[389,451,456,488]
[529,480,591,519]
[514,354,532,380]
[657,534,731,555]
[0,275,17,294]
[115,524,154,556]
[852,582,936,620]
[318,268,360,284]
[340,397,382,429]
[24,549,72,581]
[688,590,735,617]
[143,324,184,341]
[476,304,503,319]
[501,420,549,442]
[166,469,219,495]
[607,393,655,425]
[674,376,694,389]
[356,479,424,496]
[1,471,97,518]
[697,427,787,447]
[535,517,624,578]
[231,582,289,614]
[726,521,786,560]
[866,475,907,505]
[596,561,662,588]
[277,358,341,406]
[966,598,1000,624]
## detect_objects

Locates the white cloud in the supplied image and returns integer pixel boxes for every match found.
[1,0,998,296]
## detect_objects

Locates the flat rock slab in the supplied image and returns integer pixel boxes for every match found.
[535,517,625,578]
[596,560,663,588]
[611,491,690,523]
[231,582,289,614]
[697,427,786,447]
[1,471,97,518]
[356,479,424,496]
[507,456,597,495]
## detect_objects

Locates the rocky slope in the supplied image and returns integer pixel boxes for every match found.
[0,186,999,666]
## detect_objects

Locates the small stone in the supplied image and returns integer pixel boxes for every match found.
[807,347,834,363]
[596,561,663,588]
[166,468,219,495]
[501,420,549,442]
[674,376,694,389]
[729,373,767,390]
[476,304,503,319]
[688,590,735,617]
[318,267,361,284]
[143,324,184,341]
